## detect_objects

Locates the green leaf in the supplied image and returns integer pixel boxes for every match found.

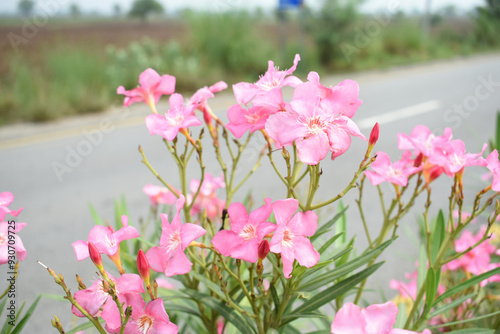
[444,329,495,334]
[269,283,280,317]
[417,245,427,299]
[318,232,343,254]
[284,262,384,325]
[430,210,445,264]
[281,311,329,321]
[182,289,256,334]
[334,237,354,267]
[423,267,437,316]
[163,304,202,319]
[428,310,500,330]
[299,238,396,292]
[188,270,226,300]
[311,204,348,242]
[428,293,476,319]
[304,331,332,334]
[65,318,106,334]
[434,266,500,305]
[394,302,406,329]
[279,325,301,334]
[301,247,352,280]
[11,296,41,334]
[88,202,104,225]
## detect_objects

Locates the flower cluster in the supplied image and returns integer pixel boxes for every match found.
[0,192,26,265]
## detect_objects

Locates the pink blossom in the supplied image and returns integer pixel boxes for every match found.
[233,54,302,104]
[0,221,27,264]
[269,198,320,278]
[446,226,500,286]
[72,273,144,328]
[123,297,178,334]
[212,198,276,263]
[72,215,140,261]
[390,268,445,301]
[226,88,288,138]
[143,184,178,206]
[190,81,228,125]
[117,68,175,108]
[0,192,23,221]
[145,93,202,141]
[189,173,226,221]
[429,140,487,175]
[397,126,453,158]
[364,151,422,186]
[265,78,365,164]
[330,302,431,334]
[486,149,500,191]
[146,195,206,276]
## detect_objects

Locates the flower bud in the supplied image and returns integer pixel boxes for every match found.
[414,153,423,167]
[369,122,379,147]
[88,241,103,271]
[428,166,442,183]
[137,249,150,283]
[258,240,270,260]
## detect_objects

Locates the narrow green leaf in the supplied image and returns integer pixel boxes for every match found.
[279,324,302,334]
[423,267,437,315]
[428,310,500,330]
[394,302,407,329]
[301,247,352,280]
[300,238,396,292]
[444,329,494,334]
[430,210,445,264]
[66,318,106,334]
[88,203,104,225]
[318,233,343,254]
[417,245,427,298]
[182,289,256,334]
[11,296,41,334]
[188,270,226,300]
[428,293,476,319]
[281,311,329,321]
[163,304,202,319]
[311,204,348,242]
[335,237,354,268]
[434,266,500,304]
[269,283,280,316]
[285,262,384,324]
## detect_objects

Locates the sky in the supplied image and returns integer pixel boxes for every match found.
[0,0,486,15]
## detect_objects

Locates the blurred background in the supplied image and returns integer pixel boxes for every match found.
[0,0,499,125]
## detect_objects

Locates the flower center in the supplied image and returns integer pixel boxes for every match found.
[166,111,185,127]
[167,230,182,253]
[387,166,402,178]
[137,314,154,334]
[0,233,6,245]
[306,116,327,135]
[239,224,257,241]
[256,70,285,91]
[282,228,294,248]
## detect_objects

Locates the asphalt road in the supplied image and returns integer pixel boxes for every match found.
[1,53,500,333]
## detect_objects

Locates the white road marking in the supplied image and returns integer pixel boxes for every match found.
[357,99,442,129]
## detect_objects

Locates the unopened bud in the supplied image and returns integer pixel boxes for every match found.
[414,153,423,167]
[369,122,379,147]
[428,166,442,183]
[137,249,150,283]
[88,241,103,270]
[76,274,87,290]
[258,240,270,260]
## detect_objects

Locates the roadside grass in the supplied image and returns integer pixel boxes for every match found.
[1,14,499,125]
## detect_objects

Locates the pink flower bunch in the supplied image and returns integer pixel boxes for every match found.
[188,173,226,221]
[397,125,487,183]
[227,55,366,165]
[147,195,206,276]
[190,81,228,126]
[143,184,179,206]
[0,192,26,265]
[330,301,431,334]
[445,226,500,286]
[364,150,422,187]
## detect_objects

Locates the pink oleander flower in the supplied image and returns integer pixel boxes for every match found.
[0,221,27,264]
[390,268,445,301]
[117,68,175,108]
[189,173,226,221]
[330,302,431,334]
[72,273,144,331]
[265,75,365,164]
[72,215,140,261]
[146,195,206,276]
[212,198,276,263]
[156,277,175,289]
[486,149,500,191]
[398,126,453,158]
[269,198,320,278]
[226,88,288,138]
[0,192,23,221]
[190,81,228,125]
[233,54,302,105]
[123,297,178,334]
[364,151,422,186]
[145,93,202,141]
[429,140,487,176]
[446,226,500,286]
[143,184,178,206]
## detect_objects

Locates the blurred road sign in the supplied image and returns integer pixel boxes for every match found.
[278,0,304,10]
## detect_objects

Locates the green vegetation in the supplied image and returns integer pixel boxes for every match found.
[1,2,499,125]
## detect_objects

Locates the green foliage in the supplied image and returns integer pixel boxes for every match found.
[474,0,500,46]
[128,0,163,21]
